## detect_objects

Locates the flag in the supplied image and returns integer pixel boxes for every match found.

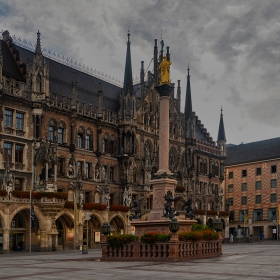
[74,194,79,226]
[244,210,248,227]
[30,202,35,228]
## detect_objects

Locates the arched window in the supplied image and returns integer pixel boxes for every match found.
[103,133,109,153]
[109,135,117,155]
[77,126,85,148]
[48,119,57,142]
[57,121,66,144]
[85,128,93,150]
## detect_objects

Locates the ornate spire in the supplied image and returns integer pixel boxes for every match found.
[123,30,133,95]
[35,30,42,55]
[184,63,192,120]
[218,107,226,141]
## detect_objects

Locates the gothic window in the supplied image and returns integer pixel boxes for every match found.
[15,144,24,163]
[77,126,85,148]
[103,133,109,153]
[127,99,130,116]
[57,121,66,144]
[16,112,24,130]
[85,162,91,179]
[57,158,65,175]
[4,109,13,127]
[14,178,24,191]
[77,161,83,177]
[109,167,114,181]
[4,142,12,161]
[85,128,93,150]
[48,119,57,142]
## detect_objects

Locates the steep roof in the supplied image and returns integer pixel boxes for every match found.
[225,137,280,166]
[9,44,122,112]
[1,40,25,82]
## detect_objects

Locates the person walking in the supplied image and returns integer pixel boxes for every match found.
[230,233,234,245]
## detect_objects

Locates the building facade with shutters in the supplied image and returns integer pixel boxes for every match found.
[0,29,227,253]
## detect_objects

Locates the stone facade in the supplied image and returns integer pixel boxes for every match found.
[0,30,227,253]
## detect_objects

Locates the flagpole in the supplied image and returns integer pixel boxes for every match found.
[29,189,31,255]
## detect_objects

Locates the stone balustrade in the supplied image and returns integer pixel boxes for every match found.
[101,239,222,261]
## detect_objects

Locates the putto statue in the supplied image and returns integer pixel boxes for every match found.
[129,198,144,221]
[159,56,172,84]
[162,190,178,219]
[182,198,196,220]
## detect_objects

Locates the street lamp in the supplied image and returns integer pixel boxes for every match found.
[213,218,223,232]
[101,222,111,235]
[169,217,180,233]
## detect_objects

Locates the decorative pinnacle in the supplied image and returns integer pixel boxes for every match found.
[127,29,130,45]
[187,63,190,76]
[35,30,42,55]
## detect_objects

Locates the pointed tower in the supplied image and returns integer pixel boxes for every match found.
[123,31,133,96]
[119,31,136,119]
[28,30,49,99]
[184,65,194,138]
[217,107,227,157]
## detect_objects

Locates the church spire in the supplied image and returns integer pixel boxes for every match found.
[35,30,42,55]
[217,107,226,141]
[184,64,192,120]
[123,30,133,95]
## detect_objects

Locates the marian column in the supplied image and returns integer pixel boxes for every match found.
[147,56,177,221]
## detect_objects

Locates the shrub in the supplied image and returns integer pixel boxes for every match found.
[110,204,129,212]
[107,234,138,249]
[179,231,203,242]
[0,190,8,197]
[140,232,171,244]
[202,230,219,240]
[11,190,29,199]
[64,201,80,209]
[83,203,107,211]
[191,223,212,231]
[179,230,219,242]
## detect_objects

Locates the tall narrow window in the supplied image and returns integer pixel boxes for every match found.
[4,109,13,127]
[4,142,12,161]
[15,144,24,163]
[271,165,277,174]
[110,167,114,181]
[57,128,63,144]
[85,162,91,179]
[57,158,64,175]
[77,134,83,148]
[16,112,24,130]
[255,181,262,190]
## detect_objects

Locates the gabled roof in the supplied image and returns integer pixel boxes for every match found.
[225,137,280,166]
[7,43,122,112]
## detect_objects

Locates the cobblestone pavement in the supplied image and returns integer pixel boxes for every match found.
[1,241,280,280]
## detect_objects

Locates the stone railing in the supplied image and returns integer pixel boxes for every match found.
[101,239,222,261]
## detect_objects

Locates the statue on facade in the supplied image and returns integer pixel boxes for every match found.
[129,198,144,221]
[182,198,196,220]
[162,190,178,219]
[123,186,132,207]
[159,56,172,84]
[3,158,13,200]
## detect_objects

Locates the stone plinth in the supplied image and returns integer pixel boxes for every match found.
[147,177,177,221]
[131,219,195,237]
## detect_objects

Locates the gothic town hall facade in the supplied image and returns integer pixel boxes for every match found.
[0,30,227,253]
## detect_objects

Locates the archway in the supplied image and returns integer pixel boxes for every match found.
[55,213,74,250]
[110,215,125,235]
[83,214,102,248]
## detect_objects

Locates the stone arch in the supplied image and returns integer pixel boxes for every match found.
[109,214,126,234]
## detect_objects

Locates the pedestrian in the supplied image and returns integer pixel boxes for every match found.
[249,234,253,243]
[261,233,264,241]
[230,233,234,245]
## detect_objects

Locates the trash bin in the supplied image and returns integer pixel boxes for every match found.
[82,244,88,254]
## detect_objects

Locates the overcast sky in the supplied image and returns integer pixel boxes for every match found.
[1,0,280,145]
